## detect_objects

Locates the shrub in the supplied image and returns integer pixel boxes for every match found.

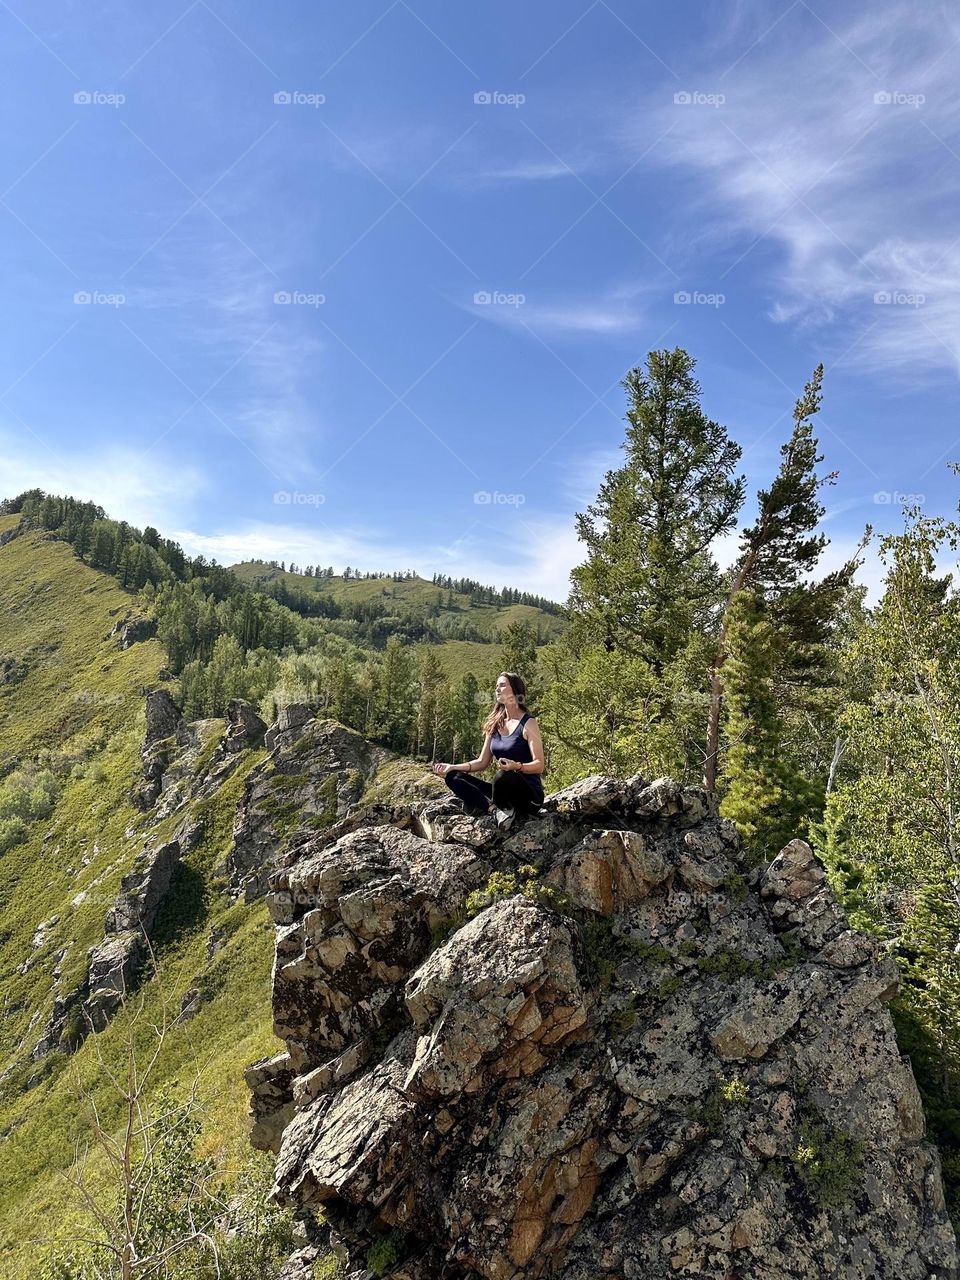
[791,1116,864,1210]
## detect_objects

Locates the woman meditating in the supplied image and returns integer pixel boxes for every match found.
[432,671,545,830]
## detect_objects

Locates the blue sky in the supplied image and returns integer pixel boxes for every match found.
[2,0,959,602]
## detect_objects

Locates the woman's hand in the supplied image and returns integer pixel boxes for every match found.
[496,758,518,771]
[432,762,451,775]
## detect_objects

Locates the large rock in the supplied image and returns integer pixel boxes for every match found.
[82,932,143,1031]
[227,716,386,901]
[105,839,181,933]
[110,614,156,648]
[250,776,958,1280]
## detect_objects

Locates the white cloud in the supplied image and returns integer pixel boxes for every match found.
[626,1,960,378]
[462,280,650,337]
[0,428,208,531]
[171,509,581,604]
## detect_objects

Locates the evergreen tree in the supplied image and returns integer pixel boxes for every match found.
[414,647,448,760]
[499,621,539,700]
[703,365,860,790]
[810,508,960,1186]
[569,347,744,668]
[718,588,816,858]
[371,636,415,751]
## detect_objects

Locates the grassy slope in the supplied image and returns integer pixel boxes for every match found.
[0,526,282,1273]
[229,561,566,645]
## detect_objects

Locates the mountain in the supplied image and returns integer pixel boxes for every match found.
[227,560,566,682]
[0,504,957,1279]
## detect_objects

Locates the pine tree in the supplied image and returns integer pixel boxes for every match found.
[499,621,539,699]
[570,347,744,668]
[718,588,815,858]
[703,364,860,791]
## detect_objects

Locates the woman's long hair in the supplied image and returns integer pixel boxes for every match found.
[482,672,530,737]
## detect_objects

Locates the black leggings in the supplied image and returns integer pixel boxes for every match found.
[444,769,542,815]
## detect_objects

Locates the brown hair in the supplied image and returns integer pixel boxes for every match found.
[482,672,530,737]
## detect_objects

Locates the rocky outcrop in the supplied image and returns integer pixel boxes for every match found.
[248,777,958,1280]
[105,838,181,934]
[110,614,157,648]
[82,932,143,1032]
[224,698,267,753]
[136,689,184,809]
[227,712,388,902]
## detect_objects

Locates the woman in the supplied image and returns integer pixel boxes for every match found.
[432,671,545,830]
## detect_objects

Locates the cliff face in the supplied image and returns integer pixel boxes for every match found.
[248,774,959,1280]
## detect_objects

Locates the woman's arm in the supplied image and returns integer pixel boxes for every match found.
[433,732,493,775]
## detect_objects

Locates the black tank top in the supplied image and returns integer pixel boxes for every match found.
[491,712,544,801]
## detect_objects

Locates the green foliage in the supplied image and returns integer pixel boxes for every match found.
[366,1228,406,1276]
[0,764,60,853]
[790,1116,864,1210]
[569,347,743,667]
[34,1092,299,1280]
[695,944,798,982]
[581,919,668,987]
[464,865,571,918]
[719,588,817,860]
[723,872,747,903]
[699,1073,750,1133]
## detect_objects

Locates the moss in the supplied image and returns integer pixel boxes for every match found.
[696,945,798,982]
[608,999,638,1035]
[464,866,571,919]
[313,1254,345,1279]
[581,919,669,987]
[790,1116,864,1209]
[656,974,685,999]
[723,872,747,903]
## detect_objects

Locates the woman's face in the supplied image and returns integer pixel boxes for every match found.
[495,675,515,705]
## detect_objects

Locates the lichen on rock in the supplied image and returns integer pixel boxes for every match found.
[246,774,958,1279]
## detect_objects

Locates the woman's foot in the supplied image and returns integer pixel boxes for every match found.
[495,805,516,831]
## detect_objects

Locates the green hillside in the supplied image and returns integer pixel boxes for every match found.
[0,526,286,1274]
[228,560,566,651]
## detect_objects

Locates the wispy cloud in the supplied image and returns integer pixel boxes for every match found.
[129,233,324,482]
[624,1,960,378]
[461,279,650,337]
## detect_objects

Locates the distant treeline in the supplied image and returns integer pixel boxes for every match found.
[245,558,565,615]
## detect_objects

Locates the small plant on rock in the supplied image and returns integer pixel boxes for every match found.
[790,1116,864,1210]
